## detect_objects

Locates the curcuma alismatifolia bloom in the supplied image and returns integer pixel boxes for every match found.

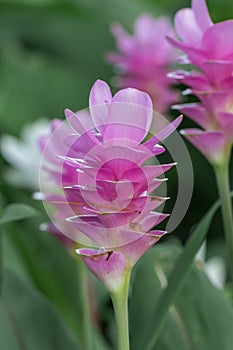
[39,80,181,293]
[168,0,233,164]
[106,14,179,114]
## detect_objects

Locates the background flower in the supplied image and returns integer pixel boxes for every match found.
[168,0,233,163]
[1,119,50,190]
[107,14,179,113]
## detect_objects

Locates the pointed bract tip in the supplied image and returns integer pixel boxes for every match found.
[64,108,74,119]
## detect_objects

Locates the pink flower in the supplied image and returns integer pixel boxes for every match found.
[107,14,179,114]
[40,80,181,293]
[168,0,233,163]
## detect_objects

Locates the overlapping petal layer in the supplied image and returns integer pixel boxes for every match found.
[39,80,181,291]
[107,14,179,113]
[169,0,233,163]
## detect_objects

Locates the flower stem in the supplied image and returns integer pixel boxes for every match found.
[78,258,93,350]
[214,149,233,280]
[111,272,131,350]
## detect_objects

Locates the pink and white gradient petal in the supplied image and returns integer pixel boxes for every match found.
[76,248,128,294]
[180,129,227,164]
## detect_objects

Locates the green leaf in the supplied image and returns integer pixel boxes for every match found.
[0,268,80,350]
[130,243,233,350]
[143,198,221,349]
[3,226,83,339]
[0,203,39,225]
[3,223,110,348]
[143,199,221,350]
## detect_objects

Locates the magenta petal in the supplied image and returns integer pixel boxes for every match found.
[192,0,213,31]
[217,112,233,140]
[203,61,233,83]
[172,103,211,129]
[134,14,157,43]
[168,69,211,92]
[116,230,166,266]
[76,248,128,293]
[64,130,100,156]
[110,23,134,54]
[144,115,182,151]
[104,88,153,143]
[89,79,112,107]
[167,36,192,52]
[167,36,207,66]
[64,109,91,134]
[156,115,183,140]
[174,8,202,46]
[181,128,227,163]
[66,217,111,247]
[203,20,233,59]
[139,212,169,231]
[96,145,150,168]
[89,80,112,129]
[195,91,229,113]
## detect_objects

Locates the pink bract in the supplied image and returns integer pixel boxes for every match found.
[39,80,181,292]
[168,0,233,163]
[107,14,179,114]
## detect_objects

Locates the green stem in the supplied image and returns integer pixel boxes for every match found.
[111,272,131,350]
[214,149,233,280]
[78,259,93,350]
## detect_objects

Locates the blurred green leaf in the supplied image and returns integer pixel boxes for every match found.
[130,243,233,350]
[3,224,109,349]
[144,198,221,350]
[3,226,84,340]
[0,268,80,350]
[0,203,39,225]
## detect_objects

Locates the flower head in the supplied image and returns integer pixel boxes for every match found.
[168,0,233,163]
[107,14,179,114]
[40,80,181,292]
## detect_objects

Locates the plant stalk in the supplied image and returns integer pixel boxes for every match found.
[214,150,233,280]
[111,272,131,350]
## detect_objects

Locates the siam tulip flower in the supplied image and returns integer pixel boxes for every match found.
[40,79,181,349]
[168,0,233,282]
[107,14,179,114]
[0,119,50,190]
[167,0,233,164]
[40,79,181,291]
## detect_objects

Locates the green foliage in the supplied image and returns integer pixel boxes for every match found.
[3,223,110,349]
[130,243,233,350]
[0,203,39,225]
[144,198,221,349]
[0,268,80,350]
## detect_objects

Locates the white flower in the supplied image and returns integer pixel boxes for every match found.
[1,119,50,190]
[195,241,226,289]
